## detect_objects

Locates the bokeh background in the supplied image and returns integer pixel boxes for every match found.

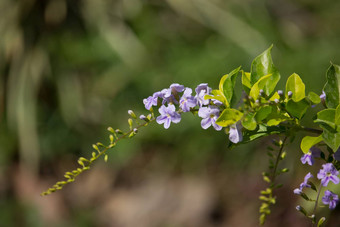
[1,0,340,226]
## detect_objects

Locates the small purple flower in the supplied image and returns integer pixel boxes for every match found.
[156,104,181,129]
[334,147,340,161]
[293,172,313,195]
[317,163,340,187]
[163,83,185,98]
[198,106,222,131]
[322,190,339,210]
[195,83,212,107]
[320,91,326,101]
[179,88,197,112]
[143,95,158,110]
[229,123,243,144]
[300,147,321,166]
[301,153,313,166]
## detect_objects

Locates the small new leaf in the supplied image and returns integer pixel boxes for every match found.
[285,73,305,102]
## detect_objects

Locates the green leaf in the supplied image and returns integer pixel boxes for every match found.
[336,104,340,126]
[250,74,273,100]
[300,135,323,154]
[269,92,280,101]
[314,109,336,129]
[255,106,272,122]
[265,106,290,126]
[322,127,340,152]
[323,63,340,108]
[308,92,321,104]
[216,108,243,127]
[219,67,241,106]
[241,124,284,144]
[242,71,251,94]
[242,112,257,130]
[285,73,305,102]
[286,99,310,119]
[250,45,280,96]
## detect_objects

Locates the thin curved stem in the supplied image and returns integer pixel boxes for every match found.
[271,136,288,182]
[312,184,323,227]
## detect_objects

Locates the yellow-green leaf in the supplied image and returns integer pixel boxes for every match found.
[300,135,323,154]
[216,108,243,127]
[285,73,305,102]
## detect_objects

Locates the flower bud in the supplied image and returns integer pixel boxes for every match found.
[277,90,283,96]
[287,91,293,98]
[128,110,137,119]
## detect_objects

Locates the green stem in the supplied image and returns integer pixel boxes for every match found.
[41,117,155,196]
[312,184,323,227]
[271,136,288,182]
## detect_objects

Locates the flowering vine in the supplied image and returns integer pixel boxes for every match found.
[41,45,340,226]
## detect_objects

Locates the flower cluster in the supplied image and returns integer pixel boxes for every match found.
[294,158,340,210]
[143,83,242,143]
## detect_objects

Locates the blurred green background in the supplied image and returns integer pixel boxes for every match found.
[1,0,340,226]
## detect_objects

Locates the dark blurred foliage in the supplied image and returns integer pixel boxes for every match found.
[1,0,340,226]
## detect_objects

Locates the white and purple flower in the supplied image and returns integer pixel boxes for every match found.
[179,88,197,112]
[317,163,339,187]
[229,123,243,144]
[300,147,321,166]
[293,172,313,195]
[322,190,339,210]
[195,83,212,107]
[198,106,222,131]
[156,104,181,129]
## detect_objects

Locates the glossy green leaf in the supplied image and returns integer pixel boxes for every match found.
[250,45,280,96]
[285,73,305,102]
[255,106,272,122]
[300,135,323,154]
[323,63,340,108]
[335,104,340,126]
[216,108,243,127]
[314,109,336,129]
[242,112,257,130]
[242,71,251,94]
[308,92,321,104]
[249,74,272,100]
[321,126,340,152]
[286,99,309,119]
[219,67,241,106]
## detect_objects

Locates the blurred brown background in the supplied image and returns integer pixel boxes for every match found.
[1,0,340,226]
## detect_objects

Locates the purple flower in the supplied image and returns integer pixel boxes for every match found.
[301,153,313,165]
[320,91,326,101]
[293,172,313,195]
[156,104,181,129]
[300,147,321,166]
[229,123,243,144]
[195,83,212,107]
[198,106,222,131]
[317,163,340,187]
[179,88,197,112]
[334,147,340,161]
[143,95,158,110]
[322,190,339,210]
[163,83,185,98]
